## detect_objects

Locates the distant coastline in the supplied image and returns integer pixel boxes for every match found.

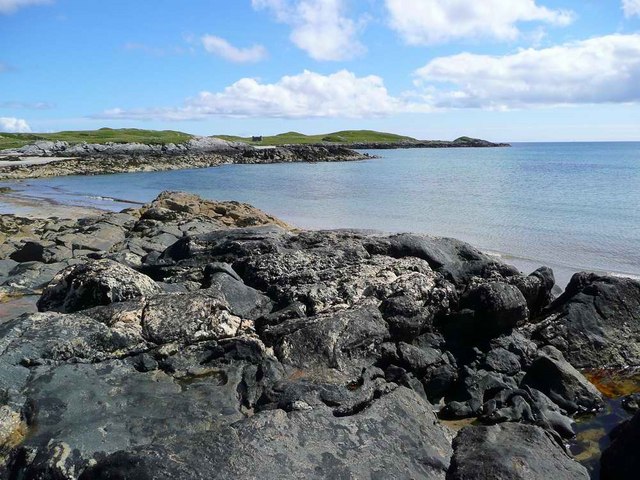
[0,128,508,180]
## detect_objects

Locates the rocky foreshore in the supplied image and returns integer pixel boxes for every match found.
[1,191,639,479]
[0,138,369,179]
[345,136,511,149]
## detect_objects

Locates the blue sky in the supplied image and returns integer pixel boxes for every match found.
[1,0,639,141]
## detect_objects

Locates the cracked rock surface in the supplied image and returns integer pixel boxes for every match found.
[1,191,638,478]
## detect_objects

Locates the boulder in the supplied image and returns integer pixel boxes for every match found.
[532,273,640,368]
[508,267,556,317]
[364,233,520,286]
[37,259,161,313]
[521,346,603,413]
[442,282,529,342]
[447,423,589,479]
[140,290,246,345]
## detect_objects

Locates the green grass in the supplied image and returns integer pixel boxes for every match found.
[215,130,417,146]
[1,128,423,151]
[0,128,193,150]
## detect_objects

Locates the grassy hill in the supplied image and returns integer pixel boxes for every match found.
[0,128,421,150]
[0,128,193,150]
[215,130,417,146]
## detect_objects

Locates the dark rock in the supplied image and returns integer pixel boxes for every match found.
[207,272,273,320]
[37,259,161,313]
[3,260,80,290]
[77,388,453,480]
[364,233,519,286]
[441,367,518,419]
[601,410,640,480]
[531,273,640,369]
[9,240,51,263]
[484,347,522,375]
[479,386,577,438]
[268,303,389,379]
[521,346,603,414]
[447,423,589,479]
[508,266,555,317]
[622,393,640,413]
[442,282,529,343]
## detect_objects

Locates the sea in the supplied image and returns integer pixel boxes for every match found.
[2,142,639,288]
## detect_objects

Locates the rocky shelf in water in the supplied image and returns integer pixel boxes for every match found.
[0,137,369,179]
[0,191,639,479]
[339,136,511,149]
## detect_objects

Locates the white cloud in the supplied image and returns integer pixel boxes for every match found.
[0,0,51,14]
[252,0,365,61]
[414,34,640,108]
[0,117,31,133]
[385,0,573,45]
[201,35,267,63]
[95,70,416,120]
[623,0,640,17]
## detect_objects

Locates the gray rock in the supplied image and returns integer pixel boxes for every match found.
[141,290,246,345]
[77,388,453,480]
[37,259,161,313]
[484,347,522,375]
[268,303,389,379]
[531,273,640,368]
[521,346,604,414]
[447,423,589,479]
[443,282,529,343]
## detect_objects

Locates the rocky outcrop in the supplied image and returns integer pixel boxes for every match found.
[37,259,162,313]
[342,137,510,149]
[0,139,369,180]
[530,273,640,369]
[447,423,589,479]
[0,191,638,478]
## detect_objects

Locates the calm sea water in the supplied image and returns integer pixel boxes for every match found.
[3,142,639,287]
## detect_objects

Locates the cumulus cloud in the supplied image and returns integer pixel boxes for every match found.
[385,0,573,45]
[201,35,267,63]
[623,0,640,17]
[252,0,365,61]
[95,70,416,120]
[414,34,640,108]
[0,117,31,133]
[0,0,51,14]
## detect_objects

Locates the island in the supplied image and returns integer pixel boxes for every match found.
[0,128,510,179]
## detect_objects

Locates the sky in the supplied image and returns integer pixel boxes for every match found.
[1,0,639,142]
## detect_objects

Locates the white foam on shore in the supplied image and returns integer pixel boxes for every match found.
[608,272,640,281]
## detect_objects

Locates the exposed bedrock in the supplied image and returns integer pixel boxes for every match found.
[529,272,640,369]
[447,423,589,480]
[0,191,638,478]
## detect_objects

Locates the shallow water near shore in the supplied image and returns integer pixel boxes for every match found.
[2,142,639,288]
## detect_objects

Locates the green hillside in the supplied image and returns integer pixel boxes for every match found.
[0,128,193,150]
[0,128,420,150]
[215,130,417,145]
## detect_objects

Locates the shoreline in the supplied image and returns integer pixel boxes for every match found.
[3,181,637,289]
[1,189,638,478]
[0,143,371,180]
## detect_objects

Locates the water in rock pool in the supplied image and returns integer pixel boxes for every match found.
[2,142,639,288]
[571,370,640,478]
